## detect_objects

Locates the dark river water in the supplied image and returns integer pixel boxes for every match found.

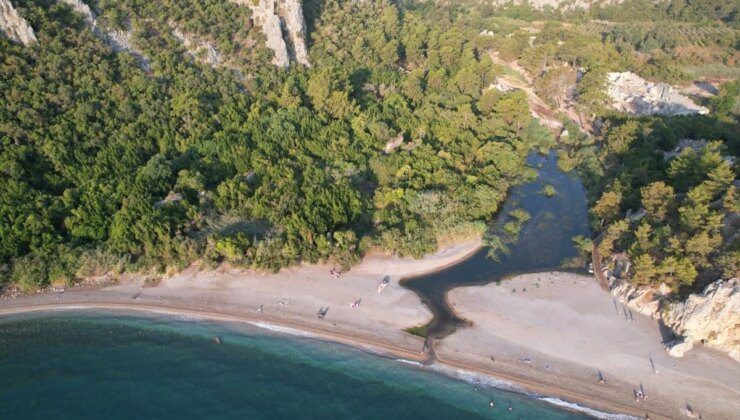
[403,151,591,338]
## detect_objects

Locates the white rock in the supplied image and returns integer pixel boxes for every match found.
[0,0,37,46]
[606,72,708,116]
[611,276,740,362]
[57,0,150,70]
[665,340,694,358]
[279,0,309,66]
[233,0,289,68]
[172,27,221,66]
[232,0,309,68]
[609,276,660,318]
[664,278,739,362]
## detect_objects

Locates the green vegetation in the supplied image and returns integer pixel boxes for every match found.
[563,105,738,294]
[0,0,551,289]
[0,0,736,297]
[405,323,429,338]
[542,184,557,197]
[485,208,531,262]
[462,0,739,294]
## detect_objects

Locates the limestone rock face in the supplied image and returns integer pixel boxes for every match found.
[58,0,94,26]
[57,0,151,70]
[665,278,740,362]
[610,276,740,362]
[232,0,309,68]
[608,276,662,318]
[245,0,290,67]
[0,0,37,46]
[279,0,309,66]
[172,27,221,66]
[606,72,709,116]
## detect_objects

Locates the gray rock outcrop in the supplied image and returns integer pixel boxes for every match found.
[0,0,37,46]
[232,0,309,68]
[606,72,709,116]
[610,275,740,362]
[664,278,739,362]
[171,27,221,66]
[57,0,151,70]
[608,275,663,318]
[278,0,309,66]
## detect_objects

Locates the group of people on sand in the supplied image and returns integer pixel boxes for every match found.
[251,269,371,320]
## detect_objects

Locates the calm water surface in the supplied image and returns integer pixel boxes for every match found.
[404,152,591,337]
[0,312,589,419]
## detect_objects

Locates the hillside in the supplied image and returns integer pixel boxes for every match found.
[0,0,737,301]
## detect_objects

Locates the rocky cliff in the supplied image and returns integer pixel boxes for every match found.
[609,275,740,362]
[664,279,739,362]
[57,0,150,69]
[278,0,309,66]
[232,0,309,67]
[0,0,37,46]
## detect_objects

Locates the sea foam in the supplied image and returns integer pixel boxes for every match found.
[395,358,425,368]
[539,397,639,420]
[249,321,316,338]
[429,364,527,393]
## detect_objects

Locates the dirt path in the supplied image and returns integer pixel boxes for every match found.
[488,51,591,133]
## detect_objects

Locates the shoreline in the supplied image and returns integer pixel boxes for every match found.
[1,241,736,419]
[0,302,641,419]
[443,272,740,420]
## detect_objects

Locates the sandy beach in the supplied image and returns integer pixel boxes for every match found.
[444,272,740,419]
[0,241,483,365]
[1,243,738,419]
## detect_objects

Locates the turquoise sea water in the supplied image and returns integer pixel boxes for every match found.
[0,312,590,419]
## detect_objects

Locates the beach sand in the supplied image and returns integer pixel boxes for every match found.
[0,241,482,364]
[443,272,740,419]
[1,244,738,419]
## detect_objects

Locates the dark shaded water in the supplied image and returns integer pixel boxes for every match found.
[0,312,591,419]
[404,152,590,338]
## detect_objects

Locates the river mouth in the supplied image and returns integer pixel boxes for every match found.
[403,151,591,338]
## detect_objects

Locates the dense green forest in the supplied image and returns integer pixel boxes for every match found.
[0,0,553,289]
[0,0,737,294]
[454,0,739,294]
[565,89,739,294]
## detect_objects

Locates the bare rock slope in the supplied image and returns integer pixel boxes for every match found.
[610,276,739,362]
[172,27,221,66]
[57,0,150,69]
[0,0,36,46]
[607,71,709,116]
[233,0,309,67]
[664,278,739,361]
